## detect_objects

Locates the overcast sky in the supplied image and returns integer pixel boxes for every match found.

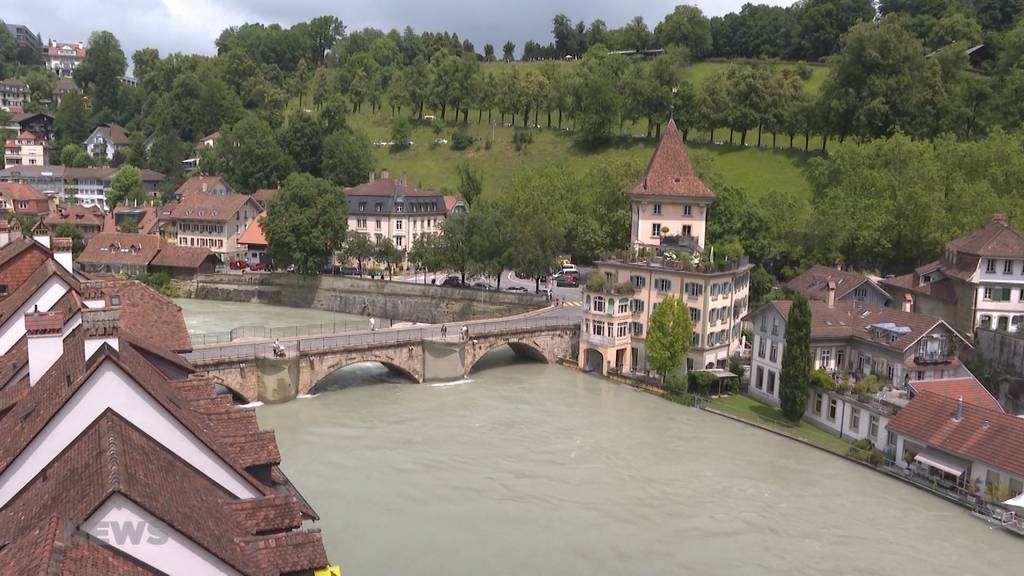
[4,0,792,62]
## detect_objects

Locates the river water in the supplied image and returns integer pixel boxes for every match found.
[180,299,1024,575]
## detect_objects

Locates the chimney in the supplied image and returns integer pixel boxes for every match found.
[826,280,836,309]
[953,395,963,422]
[32,221,50,248]
[83,307,120,359]
[26,309,65,386]
[80,281,106,309]
[992,213,1009,227]
[902,292,913,313]
[380,169,390,180]
[52,237,73,274]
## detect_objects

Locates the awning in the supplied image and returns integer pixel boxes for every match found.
[1005,493,1024,510]
[914,448,967,477]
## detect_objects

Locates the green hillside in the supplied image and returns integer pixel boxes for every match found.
[346,109,813,203]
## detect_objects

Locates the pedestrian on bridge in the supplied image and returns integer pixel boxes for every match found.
[461,325,469,341]
[441,324,448,338]
[369,317,376,332]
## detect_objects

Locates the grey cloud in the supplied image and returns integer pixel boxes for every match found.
[3,0,791,62]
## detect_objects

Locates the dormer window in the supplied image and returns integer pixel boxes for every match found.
[684,205,692,216]
[986,259,997,273]
[653,204,661,215]
[1004,260,1014,275]
[358,202,366,212]
[375,203,383,212]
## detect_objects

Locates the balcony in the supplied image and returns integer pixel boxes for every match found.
[600,248,750,275]
[914,350,953,365]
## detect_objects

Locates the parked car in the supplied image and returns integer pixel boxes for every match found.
[506,286,528,293]
[471,281,492,290]
[555,276,579,288]
[441,276,465,288]
[339,266,360,276]
[249,262,267,271]
[560,263,579,275]
[229,260,247,270]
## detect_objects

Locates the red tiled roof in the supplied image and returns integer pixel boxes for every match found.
[345,177,441,197]
[786,264,879,301]
[92,123,130,145]
[626,119,714,199]
[764,299,956,352]
[253,188,278,204]
[0,181,47,201]
[76,232,161,266]
[0,516,160,576]
[225,495,304,535]
[150,243,220,269]
[909,377,1003,413]
[238,211,267,247]
[0,259,77,327]
[105,206,159,235]
[880,273,959,304]
[100,279,192,352]
[169,191,257,222]
[175,175,231,196]
[44,204,105,230]
[887,391,1024,477]
[946,214,1024,258]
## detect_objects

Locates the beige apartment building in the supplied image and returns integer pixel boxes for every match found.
[168,191,261,262]
[578,120,752,375]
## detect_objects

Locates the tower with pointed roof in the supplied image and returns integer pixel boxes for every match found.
[578,121,752,377]
[626,119,715,250]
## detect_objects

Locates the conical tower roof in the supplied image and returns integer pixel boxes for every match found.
[627,119,714,199]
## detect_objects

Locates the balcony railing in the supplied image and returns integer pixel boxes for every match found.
[600,251,750,275]
[914,350,953,365]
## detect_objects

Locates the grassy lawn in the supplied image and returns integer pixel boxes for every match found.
[345,108,813,202]
[708,394,851,455]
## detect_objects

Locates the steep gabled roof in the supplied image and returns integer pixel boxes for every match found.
[887,391,1024,478]
[626,119,714,199]
[786,264,889,302]
[909,376,1002,413]
[169,191,257,222]
[238,211,267,247]
[76,232,161,266]
[175,175,232,196]
[945,214,1024,259]
[0,181,48,201]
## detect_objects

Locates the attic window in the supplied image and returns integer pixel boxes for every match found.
[0,284,7,297]
[109,295,121,306]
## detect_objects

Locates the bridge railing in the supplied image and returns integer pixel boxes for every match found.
[190,318,394,346]
[185,315,578,363]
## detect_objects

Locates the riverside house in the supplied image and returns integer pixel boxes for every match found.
[577,120,752,375]
[881,214,1024,337]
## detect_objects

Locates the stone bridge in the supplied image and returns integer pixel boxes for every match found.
[186,316,578,403]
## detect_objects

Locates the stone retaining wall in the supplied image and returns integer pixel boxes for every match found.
[190,273,546,324]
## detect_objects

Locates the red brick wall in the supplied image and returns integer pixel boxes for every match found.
[0,246,49,296]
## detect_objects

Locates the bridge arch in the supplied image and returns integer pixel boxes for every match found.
[300,347,424,396]
[465,338,551,376]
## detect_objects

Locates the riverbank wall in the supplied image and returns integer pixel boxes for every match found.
[190,273,547,324]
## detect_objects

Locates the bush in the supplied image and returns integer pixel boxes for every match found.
[390,118,412,152]
[484,139,493,150]
[136,271,176,297]
[727,355,744,379]
[810,369,833,390]
[849,439,885,466]
[512,129,533,152]
[665,372,688,397]
[795,62,813,81]
[585,272,607,292]
[688,370,716,395]
[854,374,885,395]
[450,127,473,151]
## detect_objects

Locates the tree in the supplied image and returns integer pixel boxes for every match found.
[60,143,92,167]
[322,128,373,187]
[118,216,139,233]
[0,20,16,79]
[262,173,347,275]
[208,115,295,193]
[797,0,876,60]
[456,163,482,207]
[277,111,325,176]
[408,233,444,282]
[340,232,375,274]
[779,293,812,422]
[655,5,713,58]
[483,43,496,62]
[624,16,653,51]
[502,41,516,62]
[374,237,404,278]
[390,117,412,151]
[74,31,127,122]
[575,48,623,146]
[107,165,146,208]
[819,17,945,140]
[646,296,693,377]
[308,15,345,66]
[53,93,93,152]
[51,223,86,255]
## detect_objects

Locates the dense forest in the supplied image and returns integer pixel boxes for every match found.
[3,1,1024,286]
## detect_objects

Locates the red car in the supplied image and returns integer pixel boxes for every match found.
[229,260,247,270]
[249,261,267,271]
